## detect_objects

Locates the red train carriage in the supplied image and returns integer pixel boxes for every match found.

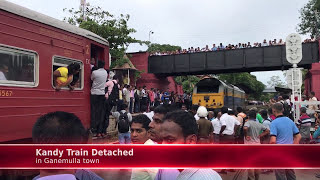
[0,0,110,142]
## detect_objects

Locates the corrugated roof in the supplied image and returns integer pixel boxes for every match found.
[0,0,109,46]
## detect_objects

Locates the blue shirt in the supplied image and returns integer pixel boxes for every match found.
[164,91,170,100]
[270,116,299,144]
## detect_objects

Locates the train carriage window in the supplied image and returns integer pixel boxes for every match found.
[0,46,38,87]
[52,56,83,90]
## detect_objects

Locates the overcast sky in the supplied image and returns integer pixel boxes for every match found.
[7,0,310,86]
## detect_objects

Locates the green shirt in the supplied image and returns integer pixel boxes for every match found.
[256,113,263,123]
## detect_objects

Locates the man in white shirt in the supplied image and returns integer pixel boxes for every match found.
[0,64,8,80]
[90,60,108,137]
[130,114,157,180]
[141,86,148,108]
[123,84,130,106]
[143,106,155,121]
[309,91,318,111]
[262,39,268,47]
[219,107,240,144]
[212,111,222,144]
[111,104,132,144]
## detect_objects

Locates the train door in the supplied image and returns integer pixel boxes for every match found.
[91,44,105,67]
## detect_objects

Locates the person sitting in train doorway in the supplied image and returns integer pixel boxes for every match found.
[53,62,80,90]
[0,64,9,80]
[32,111,103,180]
[90,57,97,71]
[196,106,213,144]
[90,60,108,138]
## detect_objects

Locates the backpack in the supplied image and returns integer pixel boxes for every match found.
[118,112,129,133]
[107,81,119,106]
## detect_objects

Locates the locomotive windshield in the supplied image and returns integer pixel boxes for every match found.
[196,78,220,93]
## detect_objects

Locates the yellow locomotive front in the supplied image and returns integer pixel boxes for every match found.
[192,77,224,109]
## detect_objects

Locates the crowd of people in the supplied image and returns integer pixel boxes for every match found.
[30,93,320,180]
[48,56,320,179]
[149,37,317,56]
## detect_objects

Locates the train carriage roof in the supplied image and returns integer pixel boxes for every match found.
[0,0,109,46]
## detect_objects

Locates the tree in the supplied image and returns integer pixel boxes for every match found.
[175,76,200,94]
[63,5,147,64]
[146,43,198,93]
[218,73,265,100]
[297,0,320,38]
[267,75,286,88]
[147,43,181,53]
[316,0,320,10]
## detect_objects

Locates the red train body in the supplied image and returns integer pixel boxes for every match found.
[0,1,109,142]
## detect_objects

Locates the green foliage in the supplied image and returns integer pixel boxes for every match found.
[267,75,286,88]
[297,0,320,37]
[134,70,145,80]
[218,73,265,100]
[109,56,130,69]
[175,76,200,94]
[147,43,181,53]
[63,5,148,62]
[316,0,320,10]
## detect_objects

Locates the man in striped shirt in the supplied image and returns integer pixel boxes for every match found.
[297,107,311,144]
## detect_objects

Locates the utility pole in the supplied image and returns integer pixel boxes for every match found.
[80,0,87,21]
[149,30,154,42]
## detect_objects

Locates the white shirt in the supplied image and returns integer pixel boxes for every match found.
[143,111,154,121]
[37,174,76,180]
[91,68,108,95]
[142,89,148,97]
[0,71,7,80]
[123,88,130,102]
[309,97,319,110]
[211,118,221,135]
[131,139,158,180]
[262,119,271,129]
[220,113,240,135]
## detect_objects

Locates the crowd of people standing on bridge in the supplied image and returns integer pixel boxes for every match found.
[150,37,317,56]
